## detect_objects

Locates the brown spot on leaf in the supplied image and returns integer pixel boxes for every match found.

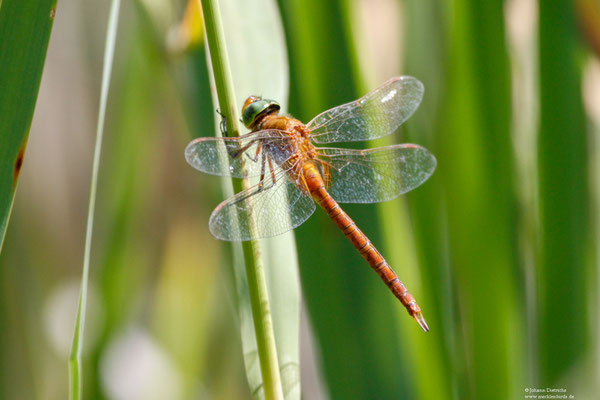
[50,7,56,19]
[13,147,25,186]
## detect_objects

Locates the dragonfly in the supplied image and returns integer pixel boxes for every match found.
[185,76,436,331]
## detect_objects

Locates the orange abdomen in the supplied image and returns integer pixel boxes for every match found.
[301,162,429,331]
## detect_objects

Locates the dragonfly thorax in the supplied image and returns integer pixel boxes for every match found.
[258,115,318,165]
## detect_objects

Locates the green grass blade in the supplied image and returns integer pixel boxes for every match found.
[200,0,295,398]
[68,1,121,398]
[439,1,524,398]
[0,0,57,252]
[403,2,456,399]
[537,0,591,385]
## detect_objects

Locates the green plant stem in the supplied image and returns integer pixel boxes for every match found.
[68,1,121,398]
[199,1,283,398]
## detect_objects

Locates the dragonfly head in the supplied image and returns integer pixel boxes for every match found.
[241,96,280,129]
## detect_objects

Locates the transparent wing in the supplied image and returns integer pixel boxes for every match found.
[307,76,424,143]
[317,144,436,203]
[209,167,316,241]
[184,130,294,178]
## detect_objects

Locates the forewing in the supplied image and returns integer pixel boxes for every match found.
[318,144,436,203]
[307,76,424,143]
[209,168,316,241]
[184,130,293,178]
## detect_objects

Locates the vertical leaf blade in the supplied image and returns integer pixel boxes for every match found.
[537,0,590,385]
[404,2,456,399]
[0,0,57,251]
[440,1,524,398]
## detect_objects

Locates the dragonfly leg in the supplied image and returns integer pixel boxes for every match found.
[215,109,262,162]
[267,155,277,185]
[245,143,262,163]
[256,152,278,191]
[231,153,277,205]
[231,177,277,205]
[229,139,259,160]
[258,150,267,189]
[215,108,252,161]
[216,109,228,137]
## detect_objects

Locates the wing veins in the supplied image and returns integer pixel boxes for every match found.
[185,130,300,178]
[208,157,315,241]
[315,145,436,203]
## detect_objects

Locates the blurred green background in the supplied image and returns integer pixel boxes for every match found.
[1,0,599,398]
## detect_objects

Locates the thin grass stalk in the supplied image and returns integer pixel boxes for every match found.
[198,0,283,398]
[68,1,121,398]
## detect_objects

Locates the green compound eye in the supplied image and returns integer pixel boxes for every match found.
[241,98,280,128]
